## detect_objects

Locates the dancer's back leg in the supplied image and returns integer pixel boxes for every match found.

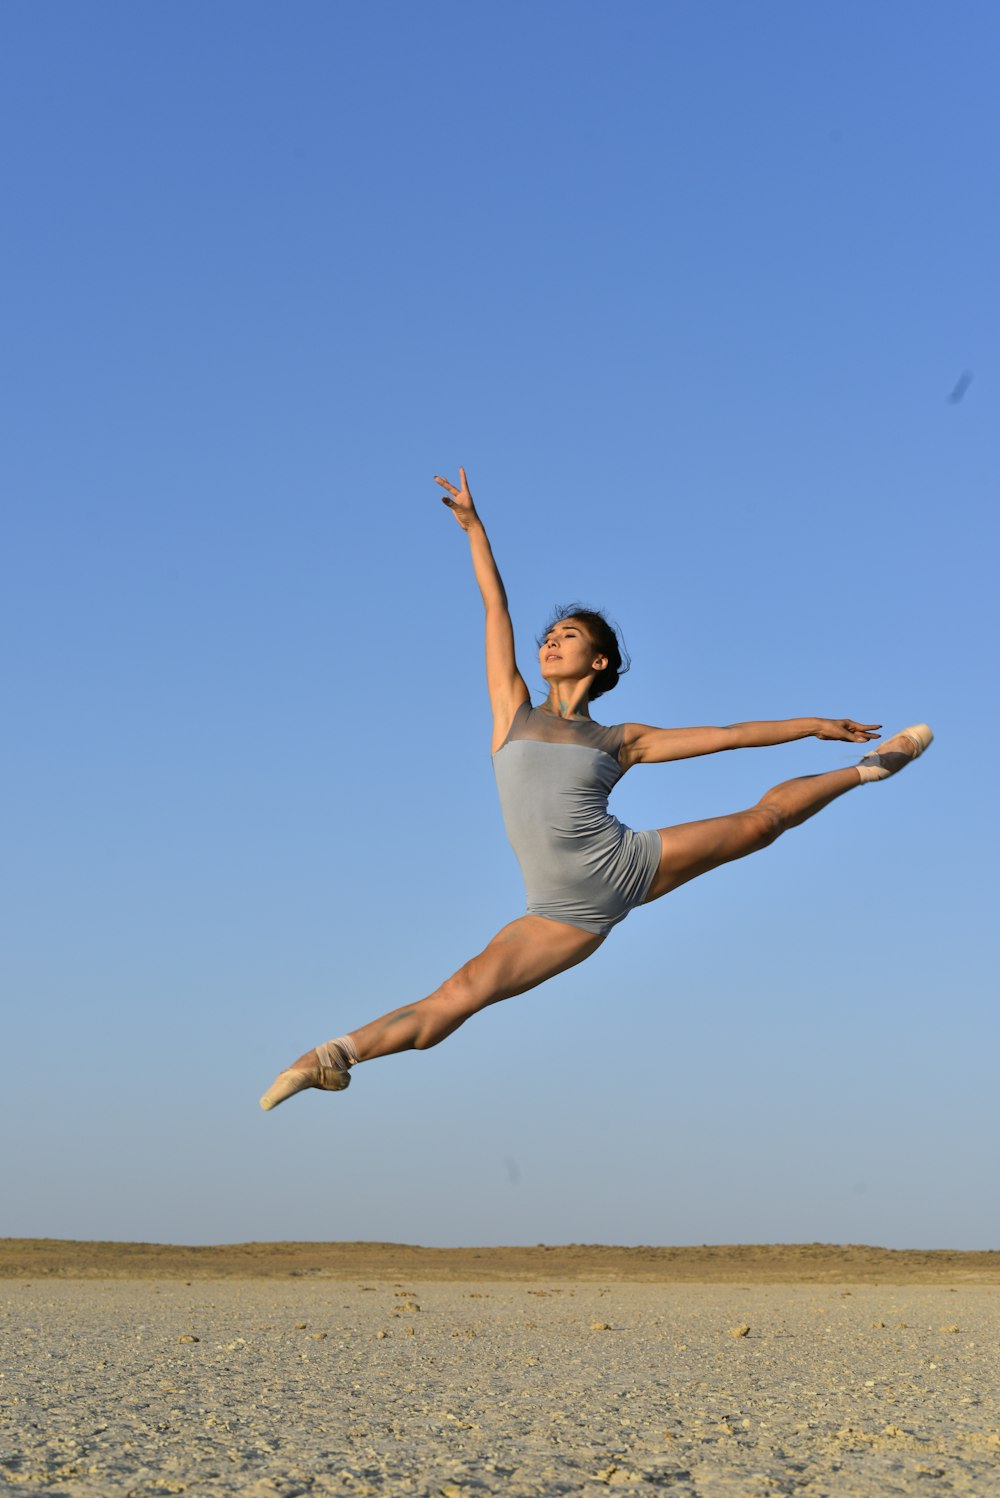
[352,915,604,1059]
[260,915,603,1108]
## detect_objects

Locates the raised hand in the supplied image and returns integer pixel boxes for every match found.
[815,719,882,743]
[434,467,479,531]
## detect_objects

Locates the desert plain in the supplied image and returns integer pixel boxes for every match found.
[2,1241,998,1497]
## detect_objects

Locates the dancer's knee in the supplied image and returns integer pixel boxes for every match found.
[747,803,785,848]
[411,966,480,1050]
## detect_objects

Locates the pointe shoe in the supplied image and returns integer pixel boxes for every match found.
[259,1041,352,1111]
[857,723,933,782]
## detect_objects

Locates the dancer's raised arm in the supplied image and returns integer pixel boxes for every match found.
[619,717,881,768]
[435,467,529,747]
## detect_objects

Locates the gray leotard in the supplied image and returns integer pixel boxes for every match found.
[492,701,661,936]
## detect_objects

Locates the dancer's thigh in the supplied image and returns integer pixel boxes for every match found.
[462,915,605,1008]
[642,807,778,903]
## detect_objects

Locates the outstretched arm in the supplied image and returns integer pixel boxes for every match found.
[434,468,529,746]
[620,717,881,768]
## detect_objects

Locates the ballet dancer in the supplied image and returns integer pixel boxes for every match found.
[260,468,931,1109]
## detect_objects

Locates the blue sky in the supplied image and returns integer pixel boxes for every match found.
[2,1,996,1249]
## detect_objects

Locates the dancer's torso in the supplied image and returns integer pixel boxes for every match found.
[491,702,660,935]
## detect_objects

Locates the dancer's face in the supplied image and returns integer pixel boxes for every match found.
[539,618,607,683]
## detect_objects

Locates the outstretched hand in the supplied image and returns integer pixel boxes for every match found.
[434,467,479,531]
[815,719,881,744]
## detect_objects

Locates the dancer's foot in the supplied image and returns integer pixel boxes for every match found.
[857,724,933,782]
[259,1038,354,1111]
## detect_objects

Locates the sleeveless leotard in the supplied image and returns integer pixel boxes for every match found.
[491,701,661,936]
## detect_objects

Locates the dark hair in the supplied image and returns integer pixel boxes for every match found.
[537,604,630,702]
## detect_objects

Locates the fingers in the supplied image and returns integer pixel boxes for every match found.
[819,719,881,743]
[434,468,471,498]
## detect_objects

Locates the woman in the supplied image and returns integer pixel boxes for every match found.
[261,468,931,1110]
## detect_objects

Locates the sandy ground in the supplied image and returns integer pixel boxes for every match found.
[2,1269,998,1496]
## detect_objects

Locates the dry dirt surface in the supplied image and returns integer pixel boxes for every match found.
[2,1277,998,1497]
[2,1239,999,1283]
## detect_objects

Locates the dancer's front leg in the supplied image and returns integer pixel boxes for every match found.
[643,765,864,903]
[643,723,931,903]
[260,915,603,1109]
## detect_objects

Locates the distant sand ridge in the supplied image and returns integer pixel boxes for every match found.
[3,1239,998,1282]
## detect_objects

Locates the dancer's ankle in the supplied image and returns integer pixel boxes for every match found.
[316,1034,359,1070]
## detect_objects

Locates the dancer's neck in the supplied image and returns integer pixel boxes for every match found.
[541,687,593,720]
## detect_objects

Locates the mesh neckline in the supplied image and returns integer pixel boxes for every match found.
[536,703,598,724]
